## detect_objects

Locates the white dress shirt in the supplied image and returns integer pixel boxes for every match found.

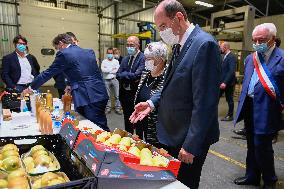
[179,23,195,49]
[17,53,34,84]
[101,58,120,79]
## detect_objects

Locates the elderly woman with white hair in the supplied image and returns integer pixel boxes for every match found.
[133,41,168,147]
[234,23,284,189]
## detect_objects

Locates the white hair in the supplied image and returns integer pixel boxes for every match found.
[252,23,277,37]
[144,41,168,60]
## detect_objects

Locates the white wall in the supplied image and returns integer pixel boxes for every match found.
[19,3,99,86]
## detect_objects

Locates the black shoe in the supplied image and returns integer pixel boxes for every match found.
[262,183,276,189]
[221,115,233,121]
[233,128,246,136]
[233,177,260,186]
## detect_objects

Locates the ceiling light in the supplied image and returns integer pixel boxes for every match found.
[195,1,214,8]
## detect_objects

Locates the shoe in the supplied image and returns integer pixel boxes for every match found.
[262,183,276,189]
[221,115,233,121]
[233,128,246,136]
[105,108,111,114]
[234,177,260,186]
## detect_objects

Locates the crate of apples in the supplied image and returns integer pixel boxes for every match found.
[21,145,60,175]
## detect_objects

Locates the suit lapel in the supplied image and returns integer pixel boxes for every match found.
[12,51,21,70]
[243,57,255,91]
[130,52,141,72]
[163,26,200,90]
[267,48,281,69]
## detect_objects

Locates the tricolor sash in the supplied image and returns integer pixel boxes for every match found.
[252,52,284,108]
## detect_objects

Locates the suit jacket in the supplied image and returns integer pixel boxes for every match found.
[1,51,38,88]
[31,45,108,109]
[53,74,67,90]
[150,26,221,156]
[116,51,145,92]
[235,47,284,134]
[221,52,237,85]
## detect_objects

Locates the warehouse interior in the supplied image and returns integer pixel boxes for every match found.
[0,0,284,189]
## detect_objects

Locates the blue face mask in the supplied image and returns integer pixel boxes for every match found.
[127,47,136,55]
[107,54,113,59]
[253,43,269,54]
[16,44,26,53]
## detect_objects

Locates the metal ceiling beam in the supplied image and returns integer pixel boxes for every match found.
[243,0,265,16]
[266,0,270,16]
[99,2,116,13]
[116,6,155,19]
[192,0,242,13]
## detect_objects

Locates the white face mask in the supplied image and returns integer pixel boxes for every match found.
[159,27,179,46]
[145,60,156,71]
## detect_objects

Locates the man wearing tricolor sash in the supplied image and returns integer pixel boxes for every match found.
[234,23,284,189]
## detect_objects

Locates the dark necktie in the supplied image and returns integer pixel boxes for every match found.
[165,44,181,79]
[128,56,134,72]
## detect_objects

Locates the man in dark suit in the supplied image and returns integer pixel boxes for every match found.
[219,42,237,121]
[52,32,79,99]
[234,23,283,189]
[24,33,109,131]
[116,36,145,134]
[130,1,221,188]
[1,35,39,92]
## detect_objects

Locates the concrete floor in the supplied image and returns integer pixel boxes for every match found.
[106,97,284,189]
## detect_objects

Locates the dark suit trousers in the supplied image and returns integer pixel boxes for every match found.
[219,84,235,116]
[119,88,136,134]
[76,100,109,132]
[164,145,210,189]
[57,89,65,99]
[244,97,278,185]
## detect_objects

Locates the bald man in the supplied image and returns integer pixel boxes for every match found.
[116,36,145,134]
[219,42,237,121]
[129,0,221,188]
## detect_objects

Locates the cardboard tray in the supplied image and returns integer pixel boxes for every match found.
[0,134,96,189]
[74,132,180,179]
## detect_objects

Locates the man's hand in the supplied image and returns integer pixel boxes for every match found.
[0,91,9,100]
[129,102,151,123]
[64,86,71,94]
[220,83,226,89]
[178,148,195,164]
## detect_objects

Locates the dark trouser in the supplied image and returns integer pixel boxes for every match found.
[76,100,109,131]
[165,145,210,189]
[119,88,136,134]
[134,117,148,141]
[244,97,278,185]
[219,84,235,116]
[57,89,65,99]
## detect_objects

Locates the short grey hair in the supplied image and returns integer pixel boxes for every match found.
[144,41,168,60]
[252,23,277,38]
